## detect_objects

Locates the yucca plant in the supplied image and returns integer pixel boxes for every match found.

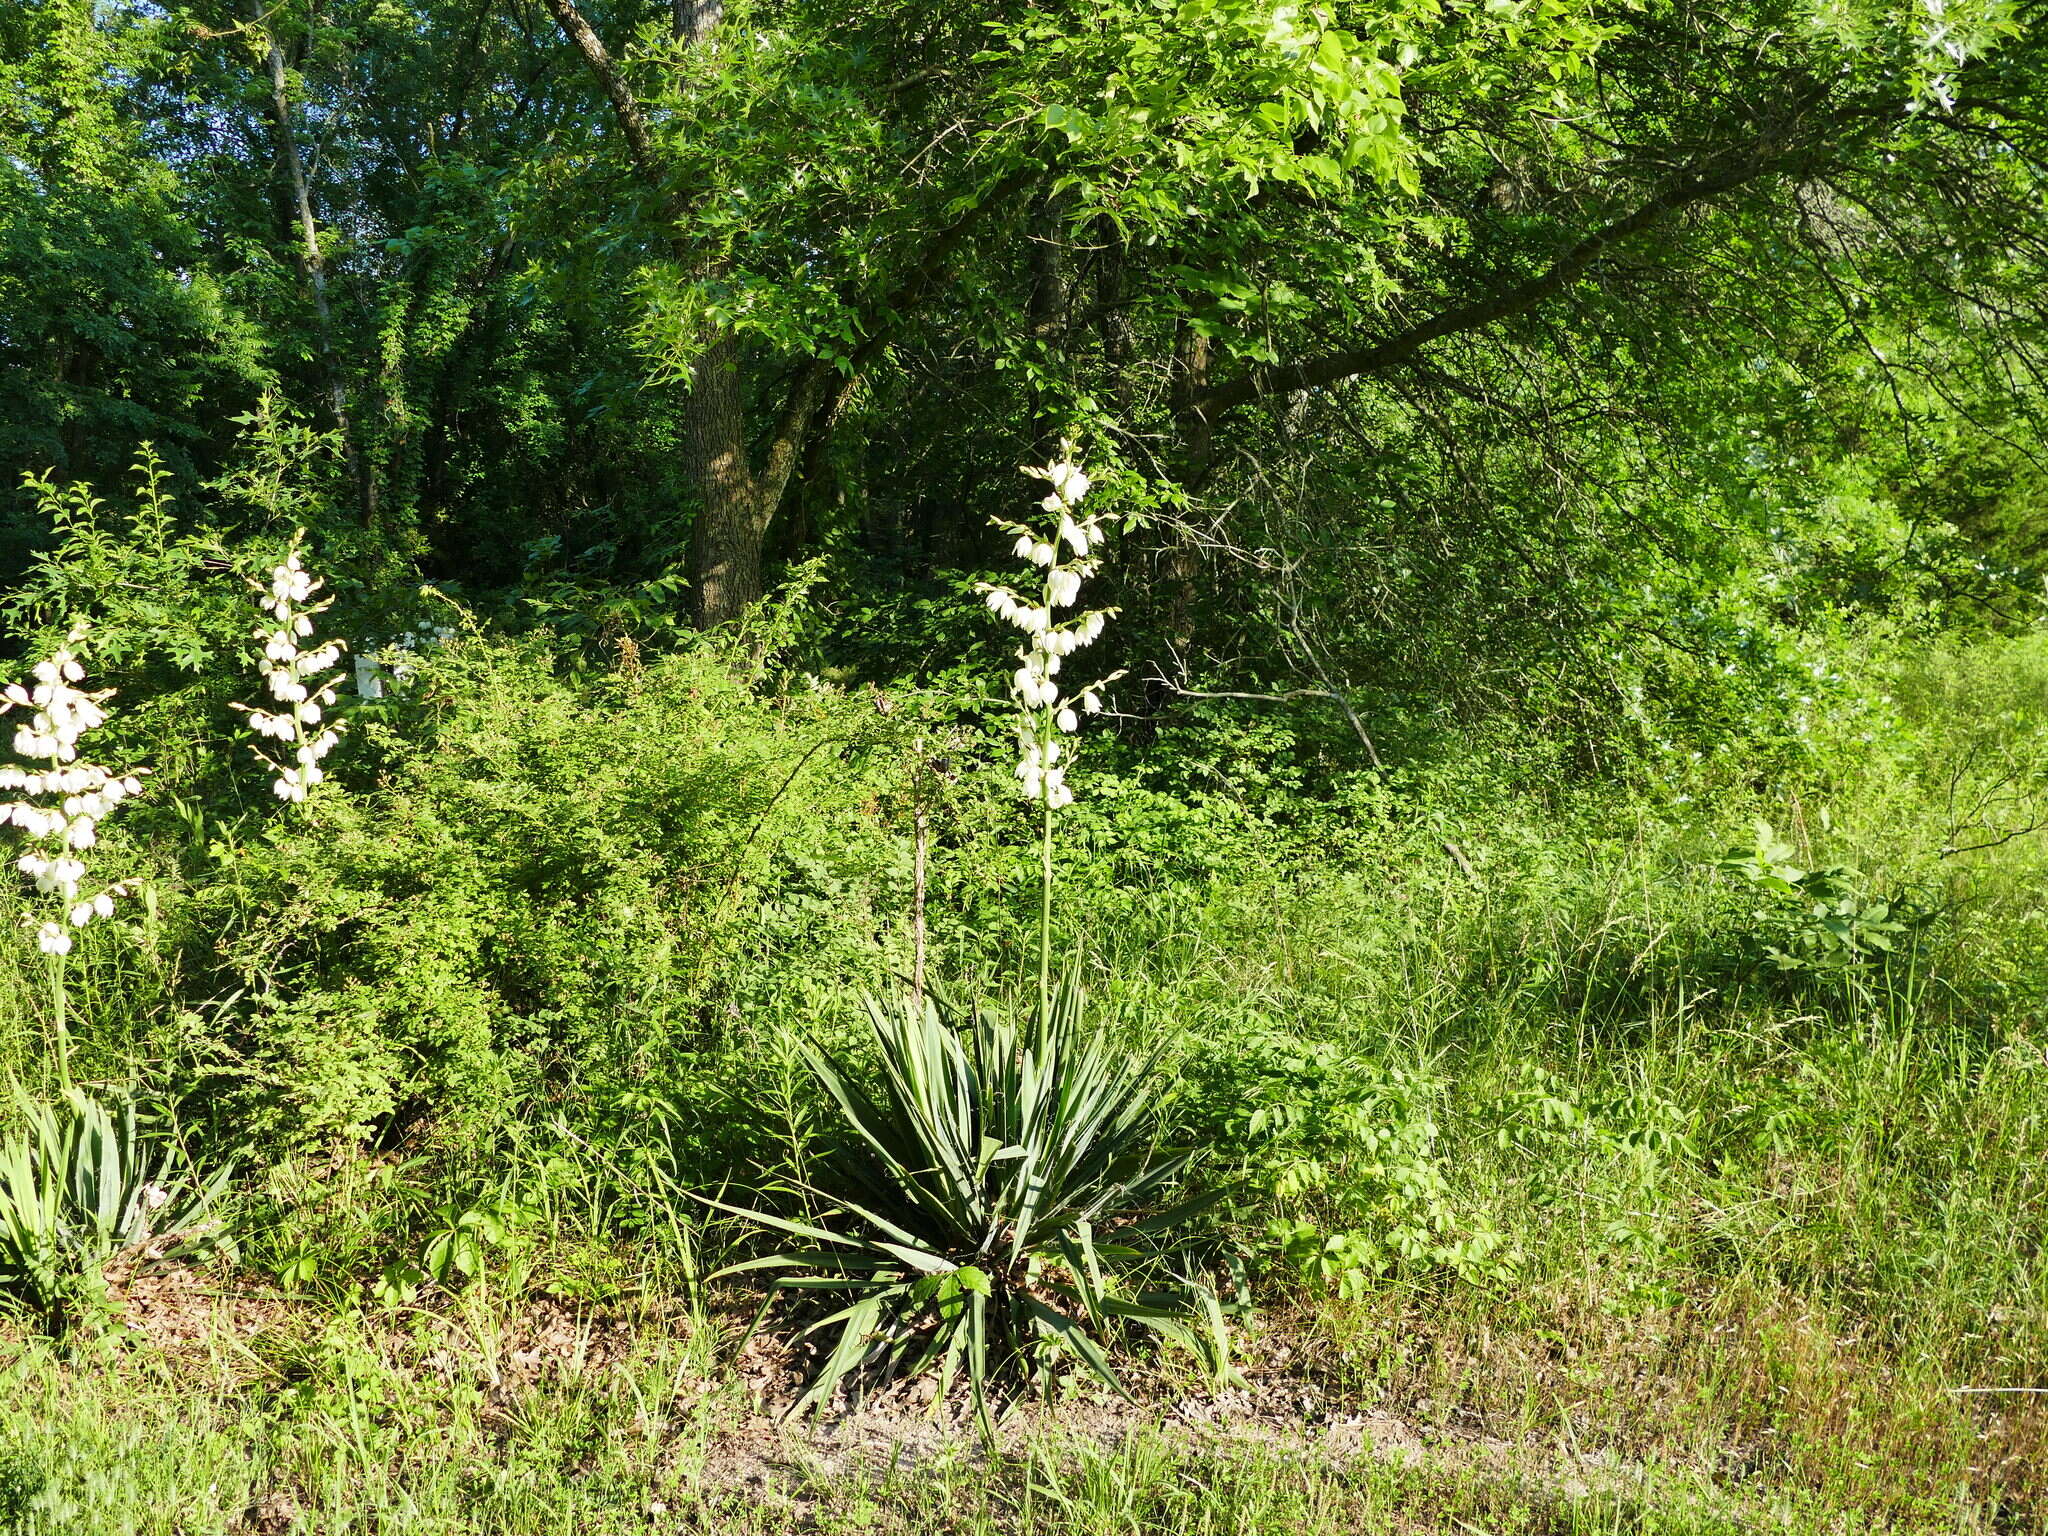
[716,451,1226,1422]
[716,970,1225,1422]
[0,1087,234,1332]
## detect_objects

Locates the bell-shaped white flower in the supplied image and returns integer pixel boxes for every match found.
[239,539,349,806]
[990,451,1116,812]
[1,637,143,956]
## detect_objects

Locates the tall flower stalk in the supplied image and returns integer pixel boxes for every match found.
[713,452,1225,1424]
[0,628,148,1085]
[977,449,1121,1016]
[232,541,346,803]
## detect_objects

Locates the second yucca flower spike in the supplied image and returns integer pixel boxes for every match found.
[0,627,148,957]
[232,540,347,803]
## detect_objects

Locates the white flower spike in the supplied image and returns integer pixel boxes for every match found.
[981,446,1127,818]
[233,535,348,804]
[0,628,148,955]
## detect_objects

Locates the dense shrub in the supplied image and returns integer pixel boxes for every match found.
[146,635,950,1152]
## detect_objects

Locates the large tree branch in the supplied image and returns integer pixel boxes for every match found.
[1187,149,1815,426]
[537,0,672,203]
[755,360,838,531]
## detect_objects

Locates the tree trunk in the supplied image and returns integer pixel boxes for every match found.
[250,3,373,521]
[673,0,723,44]
[540,0,829,628]
[1093,221,1134,419]
[686,336,764,626]
[1024,191,1072,463]
[1164,323,1211,651]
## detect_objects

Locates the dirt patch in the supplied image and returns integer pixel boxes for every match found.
[111,1259,288,1357]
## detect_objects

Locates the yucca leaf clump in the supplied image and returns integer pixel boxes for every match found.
[0,1088,233,1332]
[719,971,1222,1421]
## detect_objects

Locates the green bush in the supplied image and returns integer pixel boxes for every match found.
[166,632,937,1154]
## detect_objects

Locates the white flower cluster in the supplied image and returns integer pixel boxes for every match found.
[234,546,347,802]
[0,635,147,955]
[976,452,1123,810]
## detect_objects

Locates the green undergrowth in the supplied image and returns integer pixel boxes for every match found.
[0,626,2040,1530]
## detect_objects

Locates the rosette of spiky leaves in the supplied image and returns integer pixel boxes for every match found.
[0,1087,234,1333]
[711,970,1228,1427]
